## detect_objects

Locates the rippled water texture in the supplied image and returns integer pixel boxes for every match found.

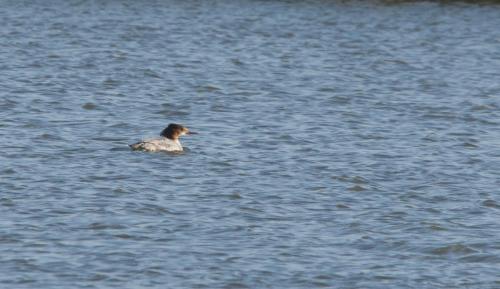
[1,0,500,288]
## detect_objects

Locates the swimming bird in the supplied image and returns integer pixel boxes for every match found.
[129,123,196,152]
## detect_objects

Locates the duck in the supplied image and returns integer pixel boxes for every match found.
[129,123,196,152]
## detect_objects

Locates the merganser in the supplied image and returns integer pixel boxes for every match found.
[129,123,196,152]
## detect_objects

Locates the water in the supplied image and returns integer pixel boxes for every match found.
[1,0,500,288]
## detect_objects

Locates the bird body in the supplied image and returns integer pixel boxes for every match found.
[129,137,183,152]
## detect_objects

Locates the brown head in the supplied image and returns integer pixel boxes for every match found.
[160,123,196,140]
